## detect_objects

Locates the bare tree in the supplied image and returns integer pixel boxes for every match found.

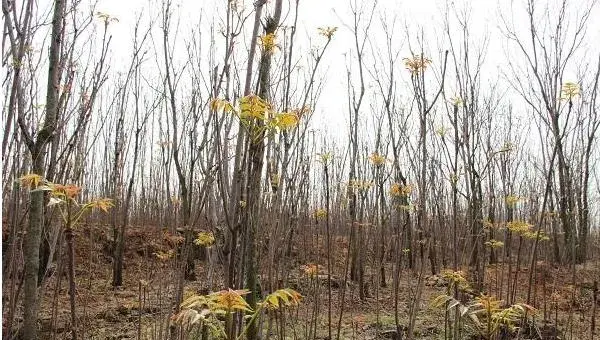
[112,16,153,286]
[502,0,595,264]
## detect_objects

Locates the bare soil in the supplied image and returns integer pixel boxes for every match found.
[4,224,599,339]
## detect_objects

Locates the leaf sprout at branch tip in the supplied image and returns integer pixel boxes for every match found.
[317,26,337,39]
[403,54,432,74]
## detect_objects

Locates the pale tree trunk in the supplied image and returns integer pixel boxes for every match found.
[21,0,67,339]
[245,3,283,340]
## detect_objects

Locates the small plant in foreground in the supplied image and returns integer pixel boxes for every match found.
[431,293,536,339]
[173,288,302,339]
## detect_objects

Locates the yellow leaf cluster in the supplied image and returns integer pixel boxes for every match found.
[270,173,280,187]
[213,95,302,136]
[194,231,215,247]
[441,269,471,291]
[214,289,252,312]
[368,152,386,167]
[390,183,412,197]
[261,288,302,310]
[240,95,271,120]
[561,82,580,100]
[403,54,432,74]
[317,26,337,39]
[482,219,495,229]
[441,269,467,284]
[431,293,536,338]
[449,172,459,184]
[210,98,234,113]
[154,249,176,261]
[348,179,373,191]
[314,208,327,220]
[86,198,114,213]
[317,152,332,163]
[19,173,44,188]
[274,112,299,129]
[522,230,550,241]
[19,174,112,215]
[449,96,463,106]
[485,239,504,248]
[259,33,278,54]
[176,286,303,332]
[505,195,521,207]
[96,11,119,24]
[506,220,532,234]
[473,295,536,334]
[435,126,448,137]
[180,288,251,314]
[475,294,503,314]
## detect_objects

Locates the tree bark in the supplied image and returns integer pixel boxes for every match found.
[245,4,282,340]
[22,0,66,338]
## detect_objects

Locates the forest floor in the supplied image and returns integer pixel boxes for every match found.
[4,224,599,339]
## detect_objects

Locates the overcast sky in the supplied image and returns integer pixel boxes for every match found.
[29,0,599,146]
[90,0,506,130]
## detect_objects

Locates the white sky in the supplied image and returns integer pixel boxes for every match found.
[28,0,600,150]
[92,0,503,129]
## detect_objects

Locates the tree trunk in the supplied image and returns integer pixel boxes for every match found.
[22,0,66,338]
[65,226,77,340]
[245,6,282,339]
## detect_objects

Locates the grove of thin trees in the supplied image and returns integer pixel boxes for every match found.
[2,0,599,339]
